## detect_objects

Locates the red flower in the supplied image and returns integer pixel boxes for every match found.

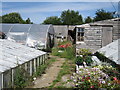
[90,85,94,88]
[81,79,84,81]
[58,43,72,49]
[113,77,117,81]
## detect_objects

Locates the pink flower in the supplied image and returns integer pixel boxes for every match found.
[113,77,117,81]
[90,85,94,88]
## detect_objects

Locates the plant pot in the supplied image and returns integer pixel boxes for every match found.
[86,63,91,66]
[76,62,83,66]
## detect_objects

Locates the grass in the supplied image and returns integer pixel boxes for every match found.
[49,59,75,88]
[33,58,56,77]
[49,41,76,88]
[52,45,75,60]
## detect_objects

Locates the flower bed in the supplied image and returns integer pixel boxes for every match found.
[71,67,120,89]
[73,48,120,88]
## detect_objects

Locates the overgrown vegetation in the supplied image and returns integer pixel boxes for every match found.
[13,58,56,88]
[71,67,120,89]
[14,66,32,88]
[52,41,75,60]
[49,59,75,88]
[94,52,120,80]
[33,58,56,77]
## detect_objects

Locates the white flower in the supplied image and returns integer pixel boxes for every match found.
[73,79,77,82]
[102,80,106,84]
[108,83,111,86]
[33,77,36,81]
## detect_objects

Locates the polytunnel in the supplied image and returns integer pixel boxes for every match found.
[0,39,47,89]
[0,24,55,50]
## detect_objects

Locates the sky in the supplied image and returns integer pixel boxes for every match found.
[1,2,118,24]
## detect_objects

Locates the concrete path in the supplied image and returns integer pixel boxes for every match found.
[29,55,65,88]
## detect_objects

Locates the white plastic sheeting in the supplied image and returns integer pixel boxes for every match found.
[0,39,47,89]
[97,39,120,65]
[0,39,46,73]
[0,24,55,49]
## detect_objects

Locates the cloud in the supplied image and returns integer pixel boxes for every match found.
[2,2,116,14]
[1,0,120,2]
[2,2,118,24]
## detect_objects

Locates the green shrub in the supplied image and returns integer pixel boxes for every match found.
[78,48,92,56]
[52,47,60,56]
[75,56,84,65]
[14,66,30,88]
[84,56,93,66]
[34,59,56,77]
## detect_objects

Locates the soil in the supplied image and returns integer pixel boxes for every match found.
[28,55,66,88]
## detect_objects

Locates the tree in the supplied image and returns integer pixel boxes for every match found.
[25,18,33,24]
[0,16,2,23]
[43,16,61,25]
[85,16,93,23]
[2,12,24,23]
[94,9,114,21]
[60,9,83,25]
[2,12,33,24]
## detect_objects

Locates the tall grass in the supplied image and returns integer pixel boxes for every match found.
[52,41,75,60]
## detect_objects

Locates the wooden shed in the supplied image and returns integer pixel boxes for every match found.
[76,18,120,52]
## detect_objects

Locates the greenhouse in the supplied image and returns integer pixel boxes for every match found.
[0,24,55,50]
[0,39,47,89]
[97,39,120,65]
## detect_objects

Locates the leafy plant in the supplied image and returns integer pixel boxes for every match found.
[78,48,92,57]
[84,56,93,66]
[14,66,30,88]
[75,56,84,65]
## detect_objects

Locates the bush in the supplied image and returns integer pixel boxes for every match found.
[84,56,93,66]
[14,66,31,88]
[77,48,92,56]
[75,56,84,65]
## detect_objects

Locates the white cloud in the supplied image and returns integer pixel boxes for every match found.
[1,0,120,2]
[2,2,118,24]
[2,2,115,14]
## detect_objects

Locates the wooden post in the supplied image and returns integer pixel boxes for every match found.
[11,69,14,87]
[30,61,32,76]
[34,59,36,72]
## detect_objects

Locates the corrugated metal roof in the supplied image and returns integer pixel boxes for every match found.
[53,25,68,38]
[68,25,75,31]
[97,39,119,65]
[0,39,46,73]
[76,18,120,27]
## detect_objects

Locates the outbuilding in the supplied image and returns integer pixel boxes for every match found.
[0,39,47,89]
[76,18,120,52]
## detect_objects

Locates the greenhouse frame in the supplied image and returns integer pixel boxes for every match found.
[0,39,47,89]
[0,24,55,50]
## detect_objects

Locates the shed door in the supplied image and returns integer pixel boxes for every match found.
[102,27,112,47]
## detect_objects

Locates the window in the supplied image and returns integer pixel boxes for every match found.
[77,28,84,41]
[78,28,84,32]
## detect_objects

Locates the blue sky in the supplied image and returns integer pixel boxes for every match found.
[2,2,118,24]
